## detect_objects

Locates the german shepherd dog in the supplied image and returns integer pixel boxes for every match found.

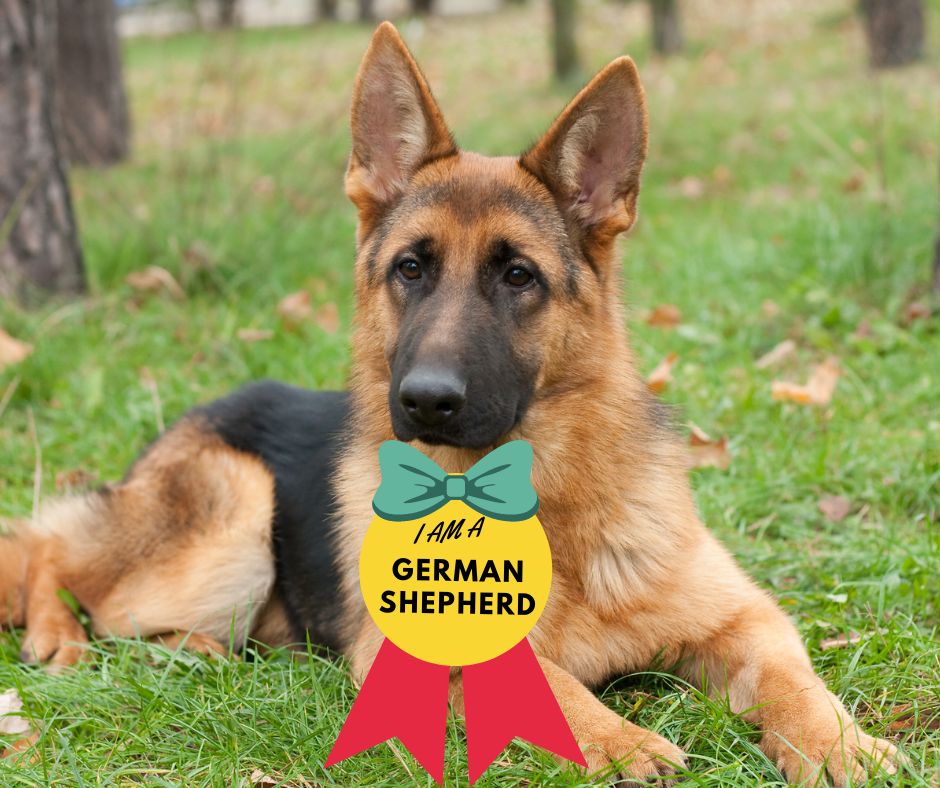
[0,22,899,785]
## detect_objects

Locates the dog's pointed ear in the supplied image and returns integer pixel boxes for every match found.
[520,57,648,240]
[346,22,456,224]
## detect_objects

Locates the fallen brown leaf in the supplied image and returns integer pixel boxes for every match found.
[181,241,215,272]
[712,164,733,187]
[761,299,781,318]
[277,291,314,328]
[0,689,38,761]
[853,319,872,339]
[771,357,840,406]
[252,176,276,197]
[687,423,731,471]
[646,304,682,329]
[819,632,861,651]
[887,702,940,733]
[0,690,29,736]
[903,301,931,324]
[237,328,274,343]
[125,266,184,299]
[247,768,314,787]
[646,352,678,394]
[249,770,278,788]
[841,173,865,193]
[315,302,340,335]
[818,495,852,523]
[0,329,33,372]
[755,339,796,370]
[677,176,705,199]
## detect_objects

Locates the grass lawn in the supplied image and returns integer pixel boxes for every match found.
[1,0,939,784]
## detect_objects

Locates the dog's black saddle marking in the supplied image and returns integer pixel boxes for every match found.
[196,381,350,653]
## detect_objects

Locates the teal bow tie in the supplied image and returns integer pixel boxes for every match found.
[372,440,540,522]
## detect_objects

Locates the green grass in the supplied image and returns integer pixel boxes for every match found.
[2,0,939,784]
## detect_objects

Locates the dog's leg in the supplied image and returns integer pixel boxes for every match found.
[0,527,29,628]
[19,535,88,669]
[671,538,897,786]
[539,656,686,783]
[690,588,898,785]
[149,631,227,657]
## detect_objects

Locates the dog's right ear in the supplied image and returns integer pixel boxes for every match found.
[346,22,456,231]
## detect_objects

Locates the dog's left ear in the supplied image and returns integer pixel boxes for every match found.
[521,57,648,241]
[346,22,456,230]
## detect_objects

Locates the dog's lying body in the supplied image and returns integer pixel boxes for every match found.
[0,22,898,785]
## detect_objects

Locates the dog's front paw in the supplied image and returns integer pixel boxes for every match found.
[20,615,88,671]
[762,710,899,786]
[582,723,686,786]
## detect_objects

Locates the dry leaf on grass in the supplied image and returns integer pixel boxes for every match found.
[818,495,852,523]
[248,768,313,787]
[0,329,33,372]
[125,266,184,299]
[687,423,731,471]
[903,301,931,324]
[646,304,682,329]
[0,689,38,761]
[771,357,840,406]
[755,339,796,370]
[315,302,340,334]
[237,328,274,343]
[841,173,865,193]
[249,770,278,788]
[677,176,706,199]
[887,703,940,733]
[277,291,313,328]
[0,690,29,736]
[646,352,678,394]
[819,632,861,651]
[761,299,781,318]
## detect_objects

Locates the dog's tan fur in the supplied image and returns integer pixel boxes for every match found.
[0,22,899,785]
[1,421,277,669]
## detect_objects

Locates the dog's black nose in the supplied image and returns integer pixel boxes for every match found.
[399,366,466,426]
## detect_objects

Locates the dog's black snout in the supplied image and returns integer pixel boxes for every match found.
[399,366,467,426]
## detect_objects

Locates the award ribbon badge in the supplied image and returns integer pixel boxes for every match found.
[325,440,586,784]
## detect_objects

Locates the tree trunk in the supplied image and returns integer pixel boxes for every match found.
[317,0,337,21]
[217,0,239,28]
[650,0,682,55]
[56,0,130,166]
[411,0,433,15]
[550,0,579,81]
[0,0,85,300]
[860,0,924,68]
[358,0,375,22]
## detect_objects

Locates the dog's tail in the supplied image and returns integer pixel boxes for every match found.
[0,521,31,628]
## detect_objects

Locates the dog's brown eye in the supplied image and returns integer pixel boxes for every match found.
[398,258,422,281]
[504,266,533,288]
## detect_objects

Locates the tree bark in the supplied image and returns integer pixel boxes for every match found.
[357,0,375,22]
[0,0,85,300]
[217,0,239,28]
[650,0,682,55]
[550,0,579,81]
[56,0,130,166]
[317,0,337,21]
[932,213,940,294]
[859,0,925,68]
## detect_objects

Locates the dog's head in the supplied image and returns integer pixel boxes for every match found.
[347,22,648,450]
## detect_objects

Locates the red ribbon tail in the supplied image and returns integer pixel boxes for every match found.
[463,638,586,784]
[325,638,450,784]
